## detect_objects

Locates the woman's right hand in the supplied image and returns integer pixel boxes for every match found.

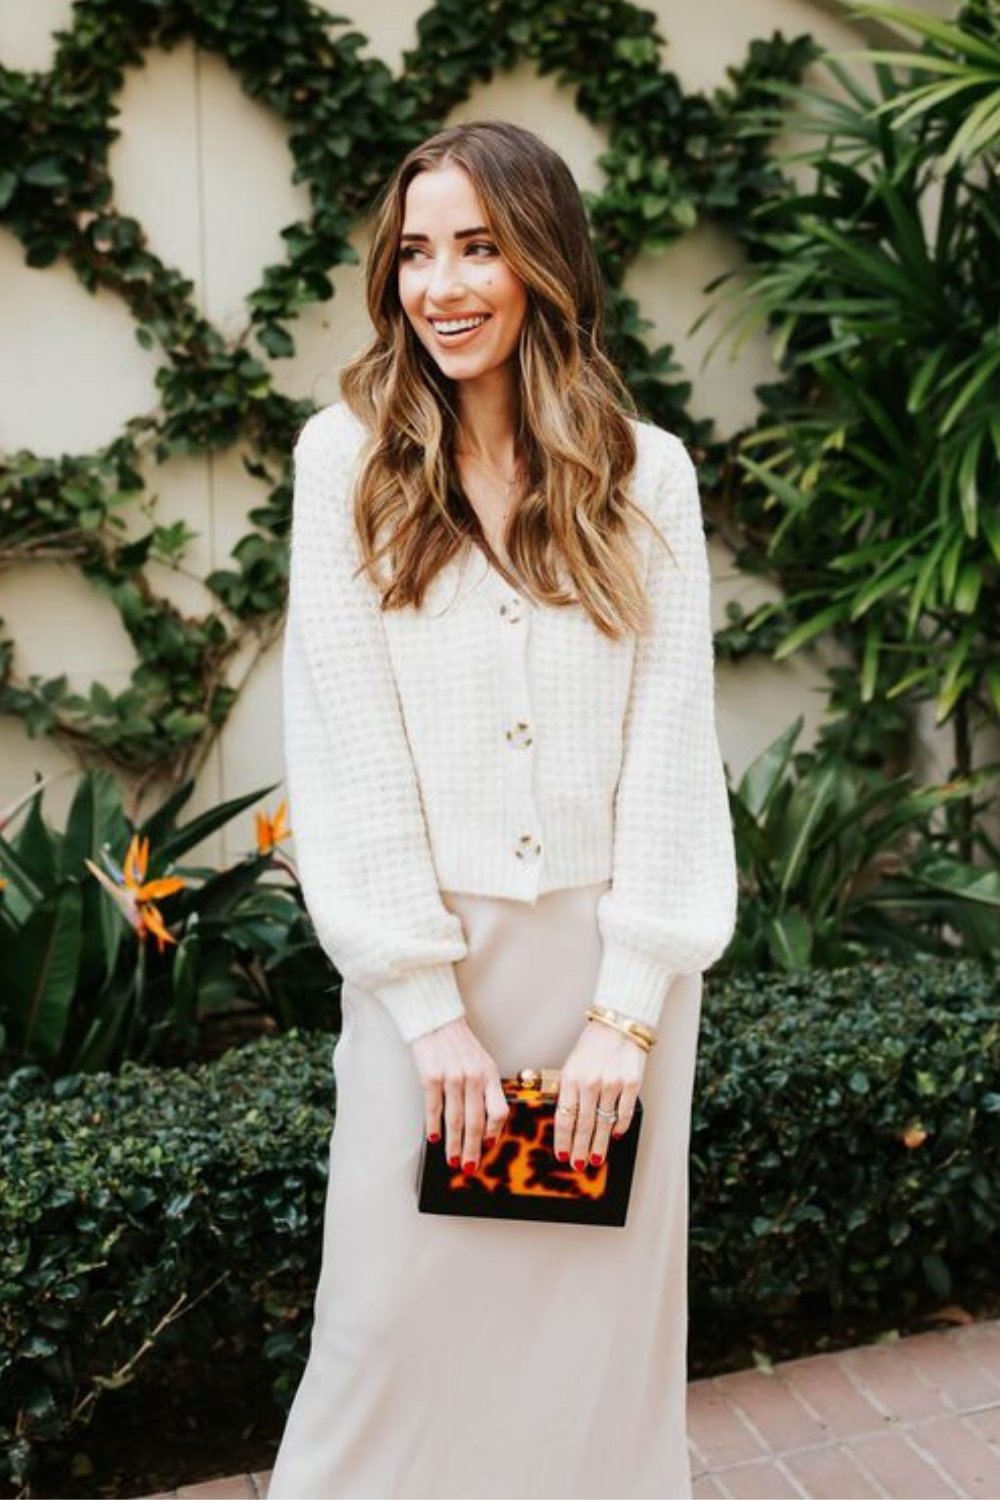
[410,1017,509,1173]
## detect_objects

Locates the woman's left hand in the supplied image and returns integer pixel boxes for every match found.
[554,1020,648,1170]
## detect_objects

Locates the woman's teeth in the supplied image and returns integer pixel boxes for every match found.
[433,315,490,336]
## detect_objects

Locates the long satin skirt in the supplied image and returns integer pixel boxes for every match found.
[265,880,702,1499]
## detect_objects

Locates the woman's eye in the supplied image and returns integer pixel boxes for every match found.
[398,242,498,261]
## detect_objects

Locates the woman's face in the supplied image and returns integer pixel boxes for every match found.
[397,165,529,384]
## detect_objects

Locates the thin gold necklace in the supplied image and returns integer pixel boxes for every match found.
[457,452,520,524]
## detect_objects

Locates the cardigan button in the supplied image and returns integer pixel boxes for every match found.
[505,720,533,748]
[514,834,542,861]
[499,597,523,623]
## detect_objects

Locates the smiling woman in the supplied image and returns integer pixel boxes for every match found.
[398,175,527,371]
[266,119,737,1500]
[396,166,530,557]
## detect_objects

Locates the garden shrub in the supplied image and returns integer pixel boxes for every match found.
[691,955,1000,1330]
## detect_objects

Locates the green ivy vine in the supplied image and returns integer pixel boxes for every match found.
[0,0,815,784]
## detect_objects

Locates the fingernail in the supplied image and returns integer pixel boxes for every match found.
[590,1153,603,1167]
[428,1132,441,1143]
[483,1136,495,1149]
[573,1158,585,1171]
[556,1150,569,1162]
[448,1155,460,1169]
[611,1129,623,1138]
[462,1160,477,1175]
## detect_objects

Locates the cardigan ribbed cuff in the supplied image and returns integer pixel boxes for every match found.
[375,963,467,1045]
[591,941,679,1031]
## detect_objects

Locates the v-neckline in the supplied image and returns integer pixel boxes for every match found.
[466,540,526,601]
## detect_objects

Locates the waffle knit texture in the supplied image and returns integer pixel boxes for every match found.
[282,401,737,1043]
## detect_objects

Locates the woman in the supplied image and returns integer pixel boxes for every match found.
[266,119,737,1500]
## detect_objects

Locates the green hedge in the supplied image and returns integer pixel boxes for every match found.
[690,957,1000,1325]
[2,955,997,1488]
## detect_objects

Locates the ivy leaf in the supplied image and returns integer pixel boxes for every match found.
[23,158,70,187]
[257,323,295,358]
[614,36,659,66]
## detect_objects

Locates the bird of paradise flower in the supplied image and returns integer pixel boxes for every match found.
[255,798,290,856]
[84,833,186,953]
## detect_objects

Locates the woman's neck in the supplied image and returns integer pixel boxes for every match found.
[454,366,519,469]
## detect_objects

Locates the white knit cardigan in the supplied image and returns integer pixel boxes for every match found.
[282,401,737,1043]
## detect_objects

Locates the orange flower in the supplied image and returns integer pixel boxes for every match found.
[901,1123,928,1150]
[256,800,291,854]
[84,833,186,953]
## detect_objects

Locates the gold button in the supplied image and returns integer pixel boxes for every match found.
[505,720,533,748]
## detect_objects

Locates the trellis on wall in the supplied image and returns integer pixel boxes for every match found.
[0,0,815,787]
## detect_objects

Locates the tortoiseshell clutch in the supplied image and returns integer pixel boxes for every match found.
[416,1068,643,1227]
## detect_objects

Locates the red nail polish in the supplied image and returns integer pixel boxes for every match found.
[462,1160,477,1175]
[573,1158,585,1171]
[590,1153,603,1167]
[448,1156,460,1169]
[611,1129,623,1139]
[556,1150,569,1162]
[483,1136,495,1149]
[428,1132,441,1143]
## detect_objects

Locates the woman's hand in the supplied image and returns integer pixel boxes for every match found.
[410,1016,510,1174]
[554,1020,648,1169]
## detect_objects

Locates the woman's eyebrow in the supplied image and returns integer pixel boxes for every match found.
[399,226,492,243]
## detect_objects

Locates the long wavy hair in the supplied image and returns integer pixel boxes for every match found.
[340,119,670,640]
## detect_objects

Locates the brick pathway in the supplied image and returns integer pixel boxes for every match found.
[139,1321,1000,1499]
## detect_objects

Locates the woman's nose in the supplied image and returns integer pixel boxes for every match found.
[427,255,466,304]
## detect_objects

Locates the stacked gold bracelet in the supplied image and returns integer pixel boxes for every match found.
[584,1005,659,1052]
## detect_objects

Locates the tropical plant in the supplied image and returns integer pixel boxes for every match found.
[848,0,1000,171]
[727,717,1000,972]
[0,770,337,1078]
[696,2,1000,857]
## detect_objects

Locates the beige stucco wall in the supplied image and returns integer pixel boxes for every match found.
[0,0,966,861]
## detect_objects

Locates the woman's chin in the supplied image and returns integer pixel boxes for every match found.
[428,352,516,385]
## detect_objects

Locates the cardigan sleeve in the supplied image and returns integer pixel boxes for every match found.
[591,429,738,1030]
[281,404,469,1044]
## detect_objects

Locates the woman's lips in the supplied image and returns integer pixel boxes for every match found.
[428,315,492,348]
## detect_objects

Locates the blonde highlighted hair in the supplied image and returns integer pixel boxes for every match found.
[340,119,669,640]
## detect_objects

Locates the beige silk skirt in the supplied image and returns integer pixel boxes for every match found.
[265,880,703,1500]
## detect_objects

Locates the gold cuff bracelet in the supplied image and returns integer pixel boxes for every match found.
[584,1005,658,1052]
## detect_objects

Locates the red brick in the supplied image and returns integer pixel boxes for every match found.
[958,1323,1000,1357]
[967,1406,1000,1449]
[717,1367,828,1453]
[841,1341,950,1422]
[692,1475,727,1499]
[957,1324,1000,1386]
[780,1353,889,1439]
[715,1458,802,1497]
[784,1444,881,1498]
[176,1479,256,1500]
[898,1331,1000,1412]
[911,1413,1000,1494]
[687,1380,770,1469]
[850,1431,959,1498]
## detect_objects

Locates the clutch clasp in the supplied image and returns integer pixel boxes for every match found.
[516,1067,561,1096]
